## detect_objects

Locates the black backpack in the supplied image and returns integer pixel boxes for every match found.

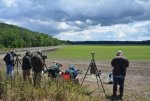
[3,53,12,64]
[31,54,43,72]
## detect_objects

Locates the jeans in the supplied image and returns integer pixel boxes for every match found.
[6,64,14,77]
[113,75,125,95]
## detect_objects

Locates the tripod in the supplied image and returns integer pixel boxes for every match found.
[14,55,22,74]
[81,52,107,97]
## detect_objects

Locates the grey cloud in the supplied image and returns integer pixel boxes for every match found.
[1,0,150,25]
[0,0,150,41]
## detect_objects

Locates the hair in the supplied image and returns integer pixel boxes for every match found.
[37,50,42,55]
[26,50,31,56]
[116,51,123,56]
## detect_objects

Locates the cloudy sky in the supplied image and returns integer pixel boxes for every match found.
[0,0,150,41]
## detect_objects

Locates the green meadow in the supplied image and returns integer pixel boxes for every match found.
[47,45,150,61]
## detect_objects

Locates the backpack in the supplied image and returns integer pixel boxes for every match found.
[31,54,43,72]
[3,53,12,65]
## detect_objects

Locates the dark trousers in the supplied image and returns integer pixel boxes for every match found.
[113,76,125,95]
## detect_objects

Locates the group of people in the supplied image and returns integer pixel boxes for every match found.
[3,50,129,99]
[3,50,79,87]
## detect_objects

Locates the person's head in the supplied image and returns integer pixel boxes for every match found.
[116,51,123,56]
[53,61,58,65]
[37,50,42,56]
[53,61,62,66]
[26,50,31,56]
[10,50,15,56]
[69,64,75,71]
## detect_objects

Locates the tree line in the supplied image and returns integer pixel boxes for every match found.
[0,22,66,48]
[66,40,150,45]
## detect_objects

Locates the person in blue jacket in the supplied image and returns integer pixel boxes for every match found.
[3,50,15,78]
[65,64,79,80]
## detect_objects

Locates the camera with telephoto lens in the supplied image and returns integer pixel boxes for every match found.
[14,53,21,57]
[42,55,47,60]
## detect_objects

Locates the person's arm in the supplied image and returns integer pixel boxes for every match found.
[10,54,15,66]
[111,58,115,67]
[125,59,129,68]
[38,56,44,69]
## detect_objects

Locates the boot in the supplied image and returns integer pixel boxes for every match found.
[119,93,123,99]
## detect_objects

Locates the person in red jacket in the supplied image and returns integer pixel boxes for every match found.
[111,51,129,98]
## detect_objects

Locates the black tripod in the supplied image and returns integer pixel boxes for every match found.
[81,52,107,97]
[14,55,22,74]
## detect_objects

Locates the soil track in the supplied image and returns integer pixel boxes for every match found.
[0,47,150,101]
[43,59,150,101]
[47,60,150,101]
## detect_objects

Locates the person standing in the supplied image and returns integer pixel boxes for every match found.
[31,50,44,87]
[22,51,32,82]
[3,50,15,78]
[111,51,129,98]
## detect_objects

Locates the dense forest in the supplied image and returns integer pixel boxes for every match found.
[0,22,66,48]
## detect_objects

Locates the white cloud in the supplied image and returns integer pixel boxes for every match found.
[55,21,150,41]
[3,0,17,7]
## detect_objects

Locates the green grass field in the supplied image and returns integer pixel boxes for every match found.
[47,45,150,60]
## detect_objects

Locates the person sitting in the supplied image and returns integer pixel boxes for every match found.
[47,61,62,79]
[65,64,79,80]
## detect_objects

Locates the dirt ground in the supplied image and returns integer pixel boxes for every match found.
[46,60,150,101]
[31,59,149,101]
[0,48,150,101]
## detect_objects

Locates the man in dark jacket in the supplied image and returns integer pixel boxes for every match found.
[31,50,44,87]
[22,51,32,82]
[111,51,129,98]
[3,50,15,78]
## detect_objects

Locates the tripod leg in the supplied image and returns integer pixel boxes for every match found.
[15,58,19,74]
[96,76,103,99]
[81,64,91,86]
[15,58,22,75]
[97,75,107,98]
[96,75,100,88]
[18,59,22,66]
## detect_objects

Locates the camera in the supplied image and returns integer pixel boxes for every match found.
[42,55,47,60]
[14,53,21,57]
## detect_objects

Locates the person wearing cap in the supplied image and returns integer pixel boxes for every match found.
[22,51,32,82]
[47,61,62,79]
[65,64,79,80]
[3,50,15,78]
[111,51,129,98]
[31,50,44,87]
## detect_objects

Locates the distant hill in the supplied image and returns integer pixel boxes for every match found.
[66,40,150,45]
[0,22,66,48]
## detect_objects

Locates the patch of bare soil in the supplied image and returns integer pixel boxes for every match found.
[49,60,150,101]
